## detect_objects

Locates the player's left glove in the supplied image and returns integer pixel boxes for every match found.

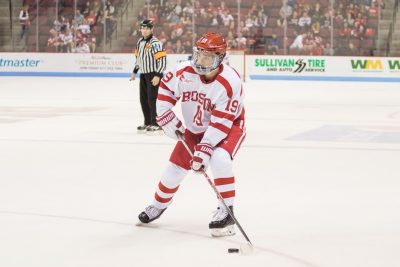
[191,143,213,173]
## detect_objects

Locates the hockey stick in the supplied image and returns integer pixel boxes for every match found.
[176,132,253,251]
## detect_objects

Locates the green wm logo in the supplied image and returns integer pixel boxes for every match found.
[388,60,400,70]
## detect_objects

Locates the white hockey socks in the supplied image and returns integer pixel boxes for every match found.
[210,148,236,207]
[152,163,188,209]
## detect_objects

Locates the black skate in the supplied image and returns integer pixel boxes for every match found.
[138,205,166,224]
[137,124,149,134]
[209,206,236,237]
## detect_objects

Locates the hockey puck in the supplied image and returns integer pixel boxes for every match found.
[228,248,240,253]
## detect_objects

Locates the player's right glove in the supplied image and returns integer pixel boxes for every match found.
[191,143,213,172]
[156,110,185,140]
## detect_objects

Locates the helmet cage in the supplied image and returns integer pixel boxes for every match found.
[191,46,224,75]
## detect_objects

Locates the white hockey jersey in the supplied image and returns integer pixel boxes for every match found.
[157,61,245,147]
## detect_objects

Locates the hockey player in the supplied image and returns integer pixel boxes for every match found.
[138,33,245,237]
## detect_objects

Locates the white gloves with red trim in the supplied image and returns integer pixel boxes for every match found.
[191,143,213,172]
[156,110,185,140]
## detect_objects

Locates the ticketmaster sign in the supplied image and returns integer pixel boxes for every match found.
[0,58,41,67]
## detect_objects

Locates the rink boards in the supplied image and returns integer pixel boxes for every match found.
[0,53,399,82]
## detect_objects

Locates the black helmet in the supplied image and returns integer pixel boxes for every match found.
[140,19,154,29]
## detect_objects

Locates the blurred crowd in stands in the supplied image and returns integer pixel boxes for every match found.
[45,0,117,53]
[21,0,384,55]
[131,0,384,56]
[18,0,117,53]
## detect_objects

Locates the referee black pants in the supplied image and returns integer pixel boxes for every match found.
[139,73,160,126]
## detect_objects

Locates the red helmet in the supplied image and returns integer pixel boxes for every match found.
[195,32,227,55]
[191,33,227,74]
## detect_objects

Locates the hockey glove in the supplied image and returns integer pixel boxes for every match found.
[156,110,185,140]
[191,143,213,173]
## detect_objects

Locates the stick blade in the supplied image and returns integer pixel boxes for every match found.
[240,242,254,255]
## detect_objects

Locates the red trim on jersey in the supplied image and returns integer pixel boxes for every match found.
[154,193,172,203]
[160,82,174,94]
[232,131,246,157]
[157,94,177,105]
[233,107,245,128]
[210,122,231,135]
[176,66,197,77]
[212,110,235,122]
[214,177,235,186]
[158,182,179,194]
[220,190,235,199]
[219,125,246,159]
[215,75,233,98]
[232,67,241,79]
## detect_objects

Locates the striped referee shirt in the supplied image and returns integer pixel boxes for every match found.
[133,35,166,77]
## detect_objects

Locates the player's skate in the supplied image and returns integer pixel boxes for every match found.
[137,124,149,134]
[138,205,166,224]
[209,206,236,237]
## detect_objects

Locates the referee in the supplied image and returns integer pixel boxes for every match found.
[130,19,167,134]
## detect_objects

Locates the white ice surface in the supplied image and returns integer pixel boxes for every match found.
[0,77,399,267]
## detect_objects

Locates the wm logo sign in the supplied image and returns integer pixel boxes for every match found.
[351,60,383,70]
[388,60,400,70]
